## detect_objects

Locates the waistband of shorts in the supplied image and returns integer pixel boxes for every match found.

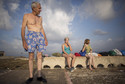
[28,30,41,33]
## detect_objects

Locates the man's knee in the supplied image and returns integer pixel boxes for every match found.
[29,53,34,61]
[37,52,42,59]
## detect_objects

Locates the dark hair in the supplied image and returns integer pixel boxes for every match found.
[64,37,69,41]
[84,39,90,44]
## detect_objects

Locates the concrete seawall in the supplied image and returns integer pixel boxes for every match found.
[42,56,125,69]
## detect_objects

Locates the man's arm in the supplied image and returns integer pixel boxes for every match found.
[21,14,28,50]
[40,17,48,46]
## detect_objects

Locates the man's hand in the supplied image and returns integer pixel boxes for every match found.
[45,39,48,46]
[23,40,28,51]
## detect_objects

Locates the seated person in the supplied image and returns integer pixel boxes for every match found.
[82,39,96,70]
[62,37,76,72]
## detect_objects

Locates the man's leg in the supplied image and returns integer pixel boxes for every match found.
[37,51,42,77]
[36,51,47,83]
[29,52,34,78]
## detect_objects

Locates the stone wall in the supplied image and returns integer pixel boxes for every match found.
[42,56,125,69]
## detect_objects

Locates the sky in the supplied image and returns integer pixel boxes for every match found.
[0,0,125,57]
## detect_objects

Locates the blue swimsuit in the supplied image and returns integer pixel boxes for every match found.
[62,45,71,54]
[26,31,46,52]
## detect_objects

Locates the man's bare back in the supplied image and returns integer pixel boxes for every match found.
[25,13,42,32]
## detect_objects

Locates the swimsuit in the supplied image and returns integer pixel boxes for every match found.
[62,45,71,54]
[25,31,46,52]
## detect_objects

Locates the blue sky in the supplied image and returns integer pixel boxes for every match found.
[0,0,125,57]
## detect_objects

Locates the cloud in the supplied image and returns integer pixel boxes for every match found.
[0,39,27,56]
[78,0,115,20]
[107,38,112,42]
[0,0,12,30]
[36,0,76,55]
[39,0,75,42]
[9,3,19,11]
[92,37,125,52]
[93,29,108,36]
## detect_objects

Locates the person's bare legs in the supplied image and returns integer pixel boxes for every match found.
[92,56,96,69]
[69,53,76,67]
[37,52,42,77]
[89,56,93,70]
[36,52,47,82]
[63,54,71,68]
[29,52,34,78]
[86,54,92,70]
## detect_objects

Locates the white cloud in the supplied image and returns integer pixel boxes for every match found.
[0,39,27,56]
[93,29,108,35]
[35,0,76,55]
[107,38,112,42]
[39,0,75,42]
[0,1,12,30]
[78,0,115,20]
[9,3,19,11]
[44,42,62,55]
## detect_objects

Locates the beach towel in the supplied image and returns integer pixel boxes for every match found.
[79,50,86,56]
[113,49,122,56]
[92,52,98,56]
[120,50,125,56]
[109,51,117,56]
[74,53,81,56]
[98,54,102,56]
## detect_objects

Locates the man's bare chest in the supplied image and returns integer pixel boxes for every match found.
[27,15,42,25]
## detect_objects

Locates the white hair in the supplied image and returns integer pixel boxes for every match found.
[31,2,40,10]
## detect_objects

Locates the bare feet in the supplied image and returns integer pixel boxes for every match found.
[93,66,96,69]
[89,67,93,71]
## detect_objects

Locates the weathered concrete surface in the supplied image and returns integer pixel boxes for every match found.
[42,56,125,69]
[0,69,67,84]
[69,68,125,84]
[0,68,125,84]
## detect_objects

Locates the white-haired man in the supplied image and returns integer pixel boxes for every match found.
[21,2,48,83]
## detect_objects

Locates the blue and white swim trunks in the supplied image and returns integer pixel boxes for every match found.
[26,31,46,52]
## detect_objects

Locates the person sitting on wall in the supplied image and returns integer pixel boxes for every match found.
[82,39,96,70]
[62,37,76,72]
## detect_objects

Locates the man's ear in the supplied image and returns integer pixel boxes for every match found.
[32,7,35,11]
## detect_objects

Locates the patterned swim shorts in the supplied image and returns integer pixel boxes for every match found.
[26,31,46,52]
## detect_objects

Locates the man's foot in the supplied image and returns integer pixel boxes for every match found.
[25,78,33,84]
[37,76,47,83]
[70,67,75,72]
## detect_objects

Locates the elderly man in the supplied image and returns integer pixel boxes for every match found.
[21,2,48,83]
